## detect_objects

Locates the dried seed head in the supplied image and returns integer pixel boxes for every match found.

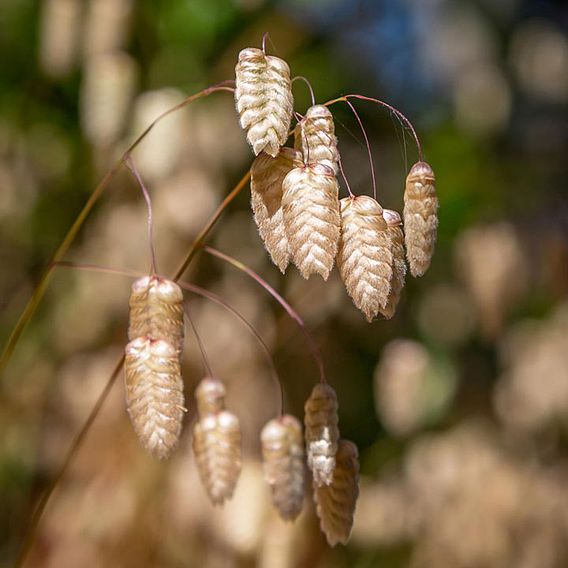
[124,336,185,460]
[282,164,340,280]
[294,105,339,174]
[314,439,360,546]
[192,410,242,505]
[337,196,393,321]
[403,161,438,277]
[304,383,340,487]
[128,275,184,353]
[379,209,407,320]
[235,47,293,157]
[261,415,306,521]
[250,148,302,272]
[195,376,226,417]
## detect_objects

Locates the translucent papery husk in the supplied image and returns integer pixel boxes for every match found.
[379,209,407,319]
[337,196,393,322]
[250,148,302,272]
[128,275,184,354]
[282,164,340,280]
[304,383,340,487]
[124,336,185,460]
[261,415,306,521]
[192,410,242,505]
[294,105,339,174]
[313,439,360,547]
[195,376,227,417]
[403,161,438,277]
[235,47,293,157]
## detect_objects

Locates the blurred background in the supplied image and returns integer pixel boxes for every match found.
[1,0,568,566]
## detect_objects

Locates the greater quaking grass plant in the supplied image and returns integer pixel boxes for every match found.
[3,34,438,562]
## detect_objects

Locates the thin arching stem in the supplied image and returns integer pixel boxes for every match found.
[184,304,213,377]
[337,155,355,198]
[125,157,158,275]
[292,76,316,107]
[202,245,327,385]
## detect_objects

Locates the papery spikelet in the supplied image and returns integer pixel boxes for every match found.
[379,209,407,319]
[403,161,438,277]
[314,439,360,546]
[235,47,293,157]
[128,276,184,353]
[282,164,340,280]
[192,411,242,505]
[294,105,339,174]
[261,415,306,521]
[250,148,301,272]
[195,376,227,416]
[337,196,393,321]
[304,383,340,487]
[124,337,184,459]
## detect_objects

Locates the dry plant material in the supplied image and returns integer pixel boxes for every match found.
[337,196,393,321]
[250,148,301,272]
[304,383,340,487]
[403,161,438,277]
[192,411,242,505]
[379,209,407,319]
[124,337,185,460]
[295,105,339,174]
[313,439,360,546]
[282,164,340,280]
[195,375,227,416]
[235,47,293,157]
[261,415,306,521]
[128,275,185,353]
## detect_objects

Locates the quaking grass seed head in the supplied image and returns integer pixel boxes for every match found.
[403,161,438,277]
[195,376,226,417]
[235,47,293,157]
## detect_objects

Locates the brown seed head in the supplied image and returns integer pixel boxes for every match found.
[304,383,340,487]
[195,376,226,417]
[403,161,438,277]
[124,336,185,460]
[337,196,393,321]
[261,415,306,521]
[192,410,242,505]
[128,275,184,353]
[313,439,360,546]
[282,164,340,280]
[235,47,294,157]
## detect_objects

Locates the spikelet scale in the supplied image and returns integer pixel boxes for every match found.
[195,376,226,417]
[337,196,393,321]
[282,164,340,280]
[235,47,293,157]
[403,161,438,277]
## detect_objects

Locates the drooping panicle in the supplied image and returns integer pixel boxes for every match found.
[337,196,393,322]
[235,47,293,157]
[294,105,339,174]
[128,275,184,353]
[379,209,407,319]
[261,415,306,521]
[304,383,340,487]
[313,439,360,547]
[192,376,242,505]
[282,164,340,280]
[250,148,301,272]
[124,337,185,460]
[403,161,438,277]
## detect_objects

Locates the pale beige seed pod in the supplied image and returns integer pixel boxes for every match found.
[337,196,393,321]
[304,383,340,487]
[379,209,407,320]
[282,164,340,280]
[313,439,360,547]
[261,415,306,521]
[294,105,339,174]
[403,161,438,277]
[250,148,302,272]
[235,47,293,157]
[192,411,242,505]
[128,275,184,353]
[195,376,227,417]
[124,336,185,460]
